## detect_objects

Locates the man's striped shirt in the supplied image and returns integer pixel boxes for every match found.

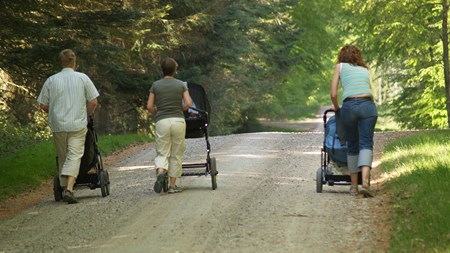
[38,68,99,132]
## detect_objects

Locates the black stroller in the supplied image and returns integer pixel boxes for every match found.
[316,109,362,193]
[53,116,110,201]
[160,82,218,191]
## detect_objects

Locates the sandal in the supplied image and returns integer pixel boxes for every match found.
[349,185,359,196]
[168,185,183,194]
[62,189,78,204]
[360,180,374,198]
[153,172,166,193]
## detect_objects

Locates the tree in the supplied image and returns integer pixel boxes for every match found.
[342,0,449,129]
[274,0,345,119]
[0,0,302,137]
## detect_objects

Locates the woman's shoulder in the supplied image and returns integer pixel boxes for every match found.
[341,62,367,70]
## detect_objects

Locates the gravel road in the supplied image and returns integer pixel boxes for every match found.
[0,127,415,253]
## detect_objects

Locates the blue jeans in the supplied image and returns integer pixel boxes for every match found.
[341,100,378,173]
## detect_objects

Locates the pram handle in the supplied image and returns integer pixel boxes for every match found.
[87,115,95,128]
[323,108,335,124]
[188,106,207,114]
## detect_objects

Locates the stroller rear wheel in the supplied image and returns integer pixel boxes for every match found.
[210,157,217,190]
[162,173,169,193]
[53,176,63,201]
[99,170,108,197]
[105,170,110,196]
[316,168,323,193]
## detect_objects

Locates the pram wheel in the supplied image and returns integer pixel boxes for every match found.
[97,153,110,197]
[316,168,323,193]
[210,157,217,190]
[105,170,110,196]
[99,170,108,197]
[53,175,63,201]
[162,174,169,192]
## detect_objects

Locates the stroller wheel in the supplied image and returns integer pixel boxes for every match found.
[211,175,217,190]
[210,157,218,190]
[316,168,323,193]
[53,176,63,201]
[162,173,169,193]
[99,170,107,197]
[105,170,111,196]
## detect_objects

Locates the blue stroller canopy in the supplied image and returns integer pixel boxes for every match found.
[325,115,347,165]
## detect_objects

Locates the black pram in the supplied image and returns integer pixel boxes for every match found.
[158,82,218,192]
[53,116,110,201]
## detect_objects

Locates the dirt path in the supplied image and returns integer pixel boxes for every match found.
[0,110,418,253]
[258,106,329,132]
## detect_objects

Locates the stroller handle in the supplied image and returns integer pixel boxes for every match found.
[323,108,335,122]
[188,107,207,114]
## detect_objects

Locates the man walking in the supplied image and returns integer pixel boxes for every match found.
[38,49,99,204]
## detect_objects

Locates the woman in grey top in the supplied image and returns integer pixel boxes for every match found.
[147,58,192,194]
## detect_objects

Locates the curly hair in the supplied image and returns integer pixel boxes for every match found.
[337,45,368,68]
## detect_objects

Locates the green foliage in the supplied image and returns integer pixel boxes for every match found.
[98,133,152,155]
[2,0,446,139]
[0,0,302,137]
[380,130,450,252]
[276,0,345,119]
[341,0,448,129]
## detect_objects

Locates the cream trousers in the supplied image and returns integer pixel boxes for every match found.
[53,128,87,187]
[154,117,186,178]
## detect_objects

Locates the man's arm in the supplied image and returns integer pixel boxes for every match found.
[87,98,98,116]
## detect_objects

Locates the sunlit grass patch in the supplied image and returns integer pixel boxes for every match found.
[0,133,153,202]
[379,130,450,253]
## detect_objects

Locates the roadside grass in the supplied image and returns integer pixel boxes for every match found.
[380,130,450,253]
[0,133,153,202]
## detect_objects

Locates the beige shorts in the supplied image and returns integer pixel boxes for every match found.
[154,118,186,178]
[53,128,87,187]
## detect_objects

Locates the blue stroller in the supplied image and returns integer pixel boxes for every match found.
[316,109,362,193]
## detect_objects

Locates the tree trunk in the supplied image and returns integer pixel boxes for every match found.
[443,0,450,128]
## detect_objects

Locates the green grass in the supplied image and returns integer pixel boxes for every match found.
[380,130,450,253]
[0,133,153,202]
[97,133,153,155]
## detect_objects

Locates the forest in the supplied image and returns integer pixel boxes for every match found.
[1,0,449,154]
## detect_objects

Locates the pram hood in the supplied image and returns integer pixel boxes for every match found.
[187,82,211,115]
[185,82,211,138]
[325,115,347,165]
